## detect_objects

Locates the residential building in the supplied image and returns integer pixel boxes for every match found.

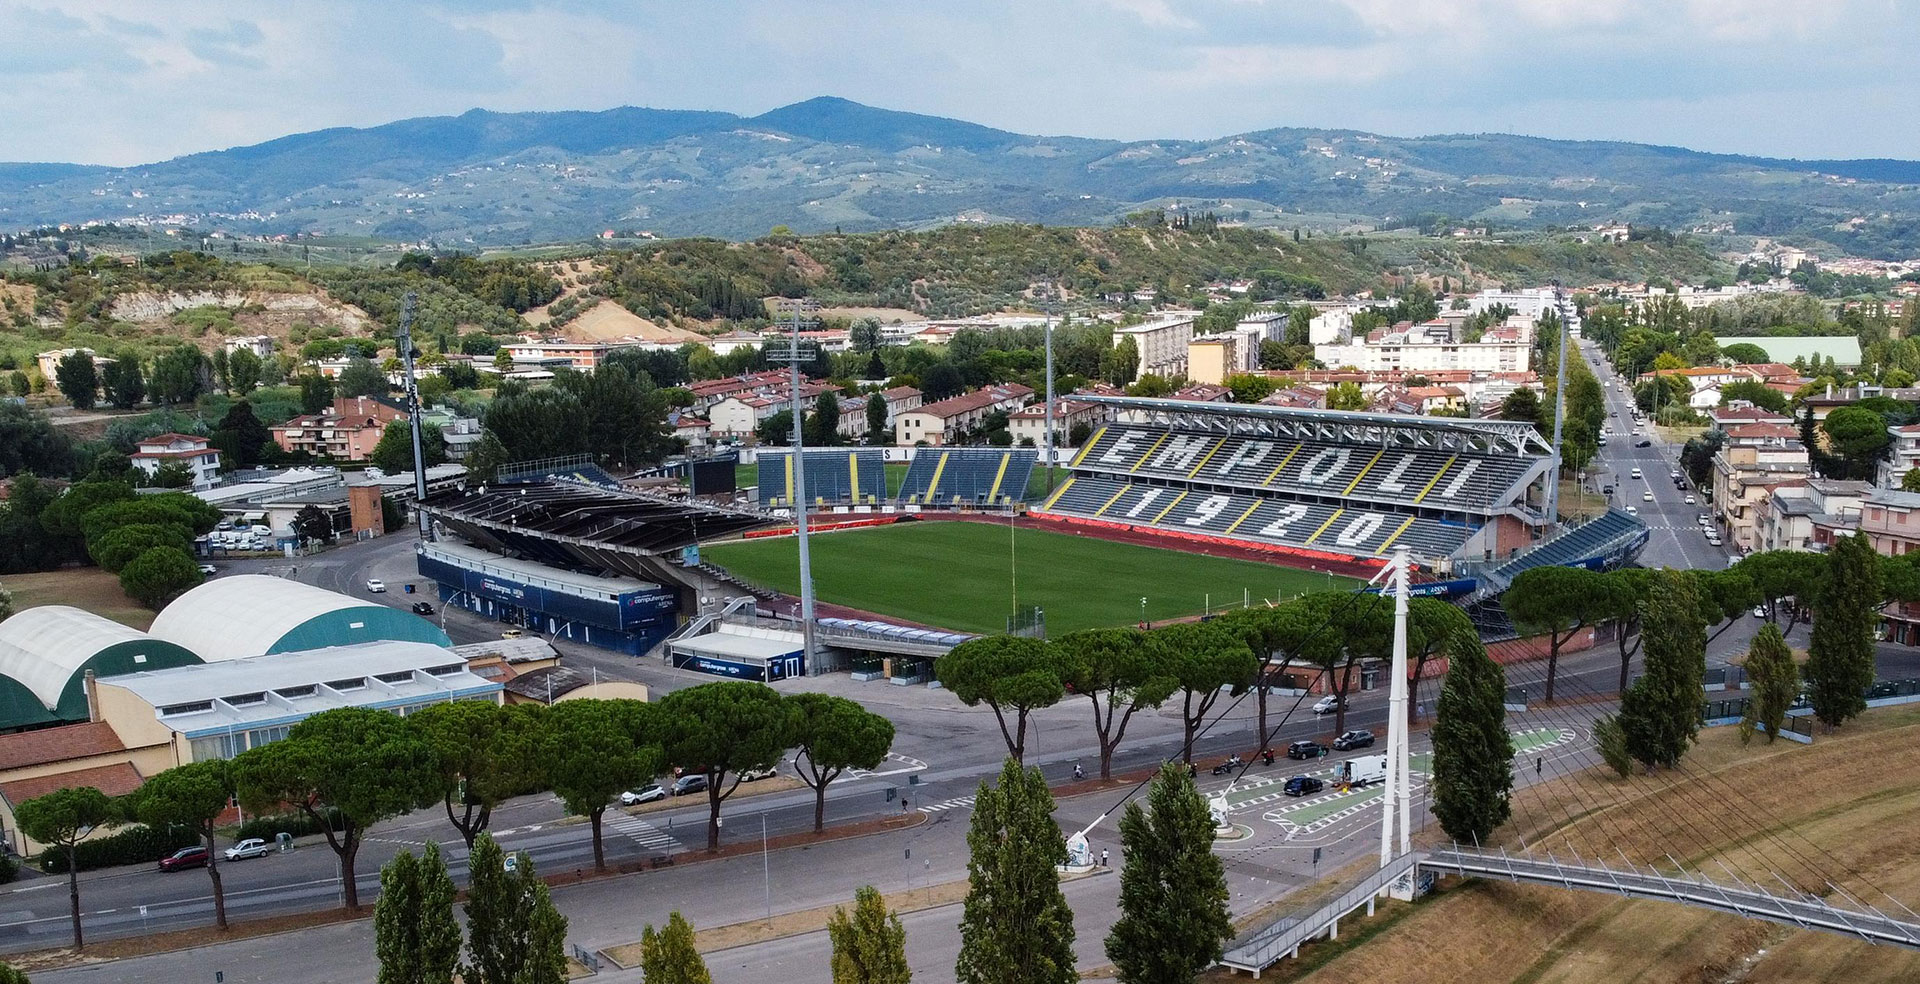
[708,331,765,356]
[1167,383,1231,403]
[1188,332,1261,385]
[1314,318,1532,374]
[1722,423,1801,448]
[270,395,407,462]
[1006,398,1113,447]
[1753,479,1871,552]
[131,433,222,491]
[709,383,833,440]
[34,348,109,382]
[1859,488,1920,557]
[1464,287,1581,336]
[1882,424,1920,489]
[688,370,792,414]
[501,340,638,371]
[893,384,1035,446]
[668,412,712,450]
[221,336,274,359]
[1112,317,1195,379]
[1711,444,1813,551]
[1235,310,1289,343]
[878,385,923,424]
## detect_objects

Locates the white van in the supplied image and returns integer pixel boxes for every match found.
[1337,754,1388,788]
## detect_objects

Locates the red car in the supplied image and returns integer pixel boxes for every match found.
[158,846,209,872]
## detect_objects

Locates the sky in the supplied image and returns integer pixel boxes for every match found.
[4,0,1917,166]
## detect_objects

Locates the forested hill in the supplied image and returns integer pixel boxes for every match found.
[3,97,1918,256]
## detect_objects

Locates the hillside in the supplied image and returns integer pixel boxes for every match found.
[3,97,1918,255]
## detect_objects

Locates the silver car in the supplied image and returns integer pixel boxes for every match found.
[224,838,271,861]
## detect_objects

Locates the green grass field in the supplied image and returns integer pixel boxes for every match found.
[702,521,1355,635]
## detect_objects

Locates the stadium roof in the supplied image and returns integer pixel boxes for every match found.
[150,575,451,663]
[420,480,766,577]
[1080,395,1554,457]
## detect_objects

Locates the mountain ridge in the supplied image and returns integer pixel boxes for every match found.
[3,97,1917,256]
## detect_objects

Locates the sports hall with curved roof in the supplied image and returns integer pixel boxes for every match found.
[148,574,451,662]
[0,607,202,730]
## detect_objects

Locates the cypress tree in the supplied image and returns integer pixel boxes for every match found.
[1805,533,1880,729]
[640,912,712,984]
[374,851,423,984]
[461,836,514,984]
[1105,763,1232,984]
[956,758,1076,984]
[1430,632,1513,843]
[827,885,911,984]
[1619,570,1706,769]
[1740,623,1799,744]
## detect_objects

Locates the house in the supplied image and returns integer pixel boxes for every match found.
[688,370,791,414]
[708,331,765,357]
[668,412,712,450]
[221,336,275,359]
[1167,383,1231,404]
[893,384,1035,446]
[1722,423,1801,448]
[709,383,832,439]
[879,385,924,424]
[501,340,635,372]
[35,348,111,383]
[270,396,407,462]
[835,396,871,442]
[131,433,222,491]
[1881,424,1920,489]
[1006,398,1113,448]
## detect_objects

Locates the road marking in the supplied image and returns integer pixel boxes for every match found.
[607,815,681,851]
[917,795,976,814]
[848,752,929,779]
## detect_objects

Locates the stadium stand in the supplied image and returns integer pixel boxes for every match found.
[497,453,623,489]
[1038,397,1592,569]
[896,448,1036,506]
[757,450,888,506]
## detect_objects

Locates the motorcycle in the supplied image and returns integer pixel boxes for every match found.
[1261,748,1275,766]
[1210,754,1243,776]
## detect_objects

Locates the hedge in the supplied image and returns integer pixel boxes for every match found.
[234,808,343,843]
[39,823,199,874]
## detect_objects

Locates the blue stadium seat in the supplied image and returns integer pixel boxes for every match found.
[897,449,1036,506]
[757,450,887,507]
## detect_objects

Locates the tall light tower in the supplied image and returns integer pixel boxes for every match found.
[1542,281,1571,532]
[1042,303,1057,495]
[1380,545,1414,897]
[769,299,821,673]
[397,291,432,541]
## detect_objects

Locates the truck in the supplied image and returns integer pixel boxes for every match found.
[1336,753,1388,789]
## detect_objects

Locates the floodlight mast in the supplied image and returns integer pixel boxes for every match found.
[770,300,821,673]
[398,291,432,541]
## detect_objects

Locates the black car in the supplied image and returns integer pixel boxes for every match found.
[1635,439,1653,448]
[410,602,435,615]
[1286,740,1323,760]
[1332,729,1375,751]
[1283,775,1325,797]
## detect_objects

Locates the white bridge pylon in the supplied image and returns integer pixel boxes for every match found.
[1379,544,1415,899]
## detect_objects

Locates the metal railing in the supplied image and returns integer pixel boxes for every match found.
[1220,852,1424,973]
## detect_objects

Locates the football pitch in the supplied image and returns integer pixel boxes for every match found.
[701,520,1357,635]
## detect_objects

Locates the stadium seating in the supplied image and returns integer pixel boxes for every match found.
[1041,475,1476,559]
[1488,508,1646,580]
[1072,426,1534,513]
[896,448,1036,506]
[757,450,888,506]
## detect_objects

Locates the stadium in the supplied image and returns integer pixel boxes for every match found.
[412,397,1648,679]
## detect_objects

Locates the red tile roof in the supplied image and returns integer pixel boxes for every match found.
[0,722,126,771]
[0,762,144,806]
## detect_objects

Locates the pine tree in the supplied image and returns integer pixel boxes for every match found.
[1740,623,1799,744]
[1430,633,1513,843]
[827,885,911,984]
[640,912,712,984]
[1805,532,1880,729]
[956,759,1076,984]
[1105,763,1231,984]
[1619,570,1706,769]
[374,851,424,984]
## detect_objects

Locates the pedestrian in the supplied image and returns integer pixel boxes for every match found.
[1535,756,1542,776]
[1101,848,1109,867]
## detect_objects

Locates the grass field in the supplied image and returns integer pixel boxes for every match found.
[1223,705,1920,984]
[702,520,1354,634]
[0,568,152,629]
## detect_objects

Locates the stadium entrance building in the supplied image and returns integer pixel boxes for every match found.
[416,478,768,660]
[666,624,805,682]
[419,542,679,656]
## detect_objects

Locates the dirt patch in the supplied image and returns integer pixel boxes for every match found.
[2,567,151,629]
[619,775,806,818]
[1265,703,1920,984]
[815,306,922,324]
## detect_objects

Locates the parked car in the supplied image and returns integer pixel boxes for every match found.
[410,601,435,615]
[1630,468,1642,479]
[365,579,386,593]
[620,784,666,806]
[224,838,271,861]
[671,774,708,796]
[1625,505,1639,515]
[738,766,778,782]
[1286,740,1324,760]
[1752,606,1768,618]
[1311,694,1345,715]
[197,564,217,575]
[500,628,524,639]
[1642,491,1654,501]
[1332,729,1375,751]
[1283,775,1325,797]
[159,846,209,872]
[1685,495,1697,504]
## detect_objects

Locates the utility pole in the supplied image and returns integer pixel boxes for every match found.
[1380,545,1414,898]
[398,291,432,541]
[769,300,820,672]
[1543,282,1571,531]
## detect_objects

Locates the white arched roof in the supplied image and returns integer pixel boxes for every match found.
[149,574,372,663]
[0,606,160,708]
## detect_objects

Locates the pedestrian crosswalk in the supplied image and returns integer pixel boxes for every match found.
[918,795,976,814]
[608,813,681,851]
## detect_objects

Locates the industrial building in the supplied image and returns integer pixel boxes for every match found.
[150,575,452,661]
